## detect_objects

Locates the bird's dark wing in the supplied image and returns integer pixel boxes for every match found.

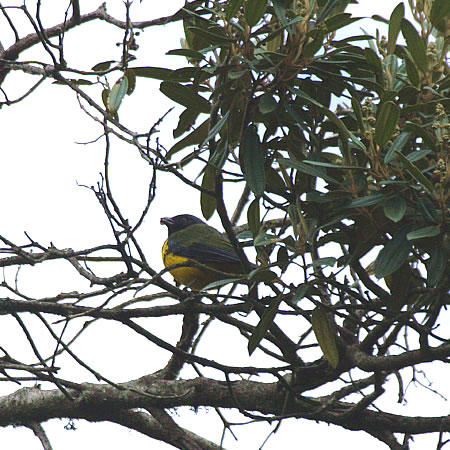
[168,223,242,265]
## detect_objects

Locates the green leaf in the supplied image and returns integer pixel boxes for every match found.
[201,111,230,147]
[245,0,268,27]
[277,158,340,185]
[53,79,93,86]
[91,60,116,72]
[324,13,360,33]
[351,96,366,133]
[347,192,386,208]
[107,76,128,114]
[383,196,406,222]
[387,3,404,55]
[374,225,412,278]
[166,48,205,61]
[290,284,309,305]
[407,225,440,240]
[407,149,432,163]
[160,81,210,113]
[303,30,325,57]
[259,94,278,114]
[248,268,278,283]
[403,121,436,149]
[311,308,339,369]
[226,0,245,20]
[253,232,280,247]
[241,125,266,197]
[247,198,260,237]
[384,131,412,164]
[133,66,174,80]
[375,101,400,146]
[200,164,217,220]
[202,277,243,290]
[248,297,282,355]
[394,151,435,195]
[125,69,136,95]
[417,197,440,223]
[303,160,366,170]
[401,19,429,73]
[289,87,365,152]
[101,89,109,109]
[276,246,289,272]
[187,26,233,45]
[426,247,446,287]
[310,257,337,268]
[430,0,450,33]
[404,55,420,87]
[317,0,347,23]
[364,48,382,74]
[167,119,210,158]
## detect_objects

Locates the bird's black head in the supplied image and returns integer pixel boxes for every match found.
[160,214,206,234]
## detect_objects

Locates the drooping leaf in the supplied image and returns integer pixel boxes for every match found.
[375,101,400,146]
[430,0,450,33]
[245,0,268,27]
[364,47,382,74]
[426,247,447,287]
[351,96,366,133]
[404,55,421,87]
[248,296,282,355]
[394,151,435,195]
[201,111,230,147]
[383,196,406,222]
[311,308,339,369]
[417,197,440,223]
[167,119,210,158]
[384,131,412,164]
[125,69,136,95]
[276,246,289,272]
[290,284,309,305]
[247,198,261,237]
[241,125,266,197]
[107,76,128,114]
[374,225,412,278]
[303,30,325,57]
[385,262,411,311]
[226,0,245,20]
[401,19,429,73]
[200,164,217,220]
[160,81,210,113]
[387,3,404,55]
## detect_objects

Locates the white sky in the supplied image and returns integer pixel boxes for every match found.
[0,1,447,449]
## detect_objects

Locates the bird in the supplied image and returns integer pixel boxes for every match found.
[160,214,250,291]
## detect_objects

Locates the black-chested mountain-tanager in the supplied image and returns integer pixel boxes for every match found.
[161,214,249,290]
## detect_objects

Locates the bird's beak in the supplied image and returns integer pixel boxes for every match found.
[160,217,173,226]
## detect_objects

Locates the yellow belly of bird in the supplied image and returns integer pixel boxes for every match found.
[162,240,213,291]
